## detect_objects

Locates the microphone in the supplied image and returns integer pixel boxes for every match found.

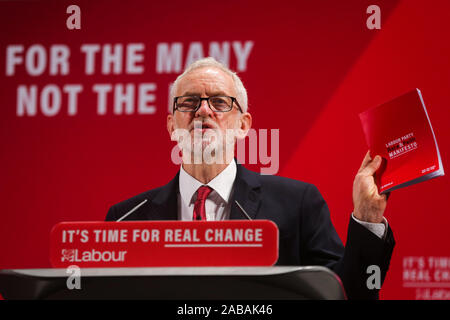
[116,199,148,222]
[116,199,249,221]
[235,200,252,220]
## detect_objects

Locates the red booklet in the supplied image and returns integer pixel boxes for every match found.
[359,89,444,193]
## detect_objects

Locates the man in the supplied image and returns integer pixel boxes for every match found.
[106,57,395,299]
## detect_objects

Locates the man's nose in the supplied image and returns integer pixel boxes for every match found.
[195,99,214,117]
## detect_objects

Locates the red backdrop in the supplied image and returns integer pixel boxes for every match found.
[0,0,449,299]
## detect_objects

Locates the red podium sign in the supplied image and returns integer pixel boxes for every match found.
[50,220,279,267]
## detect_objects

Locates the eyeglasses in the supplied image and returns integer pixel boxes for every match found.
[173,95,243,113]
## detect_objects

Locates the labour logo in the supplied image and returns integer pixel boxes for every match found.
[61,249,76,262]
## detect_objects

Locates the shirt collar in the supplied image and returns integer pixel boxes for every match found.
[179,159,237,205]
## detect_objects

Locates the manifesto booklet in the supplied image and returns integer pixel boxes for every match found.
[359,88,444,193]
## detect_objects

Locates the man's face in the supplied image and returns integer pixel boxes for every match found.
[167,67,251,163]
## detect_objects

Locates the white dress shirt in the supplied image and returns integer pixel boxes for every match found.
[352,214,388,239]
[178,160,237,221]
[177,159,387,239]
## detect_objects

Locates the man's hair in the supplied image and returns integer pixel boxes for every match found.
[169,57,249,113]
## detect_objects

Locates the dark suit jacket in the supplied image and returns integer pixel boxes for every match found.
[106,164,395,299]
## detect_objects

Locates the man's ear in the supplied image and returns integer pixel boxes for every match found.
[235,112,252,139]
[167,114,175,140]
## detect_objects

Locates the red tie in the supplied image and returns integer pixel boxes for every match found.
[193,186,212,221]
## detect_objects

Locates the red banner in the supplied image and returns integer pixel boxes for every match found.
[50,221,279,268]
[1,0,450,299]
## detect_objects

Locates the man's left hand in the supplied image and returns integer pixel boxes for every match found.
[353,151,388,223]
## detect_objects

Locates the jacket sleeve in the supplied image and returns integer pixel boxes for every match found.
[299,184,395,300]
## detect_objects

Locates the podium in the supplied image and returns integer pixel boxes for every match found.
[0,266,346,300]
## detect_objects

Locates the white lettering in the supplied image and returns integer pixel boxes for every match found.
[185,42,204,69]
[126,43,145,74]
[93,84,112,115]
[17,85,37,116]
[102,44,123,74]
[81,44,101,75]
[6,45,24,76]
[138,83,156,114]
[50,45,70,75]
[26,45,47,76]
[232,41,254,71]
[209,41,230,67]
[40,84,61,117]
[156,42,182,73]
[63,84,82,116]
[114,83,134,115]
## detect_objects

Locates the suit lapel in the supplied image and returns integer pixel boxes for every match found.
[146,172,179,221]
[146,164,262,221]
[229,164,261,220]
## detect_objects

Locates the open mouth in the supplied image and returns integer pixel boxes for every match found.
[201,123,214,130]
[191,122,216,132]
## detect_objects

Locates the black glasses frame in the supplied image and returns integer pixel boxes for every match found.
[173,95,243,113]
